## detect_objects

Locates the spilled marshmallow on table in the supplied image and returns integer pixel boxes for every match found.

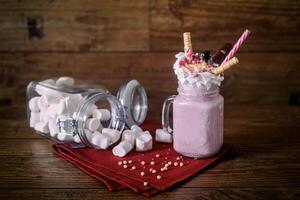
[112,141,134,157]
[91,131,111,149]
[136,131,153,151]
[155,129,173,143]
[102,128,121,143]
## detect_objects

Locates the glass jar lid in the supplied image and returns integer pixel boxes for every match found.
[117,80,148,128]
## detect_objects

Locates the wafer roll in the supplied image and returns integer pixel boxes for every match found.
[183,32,192,53]
[212,57,239,75]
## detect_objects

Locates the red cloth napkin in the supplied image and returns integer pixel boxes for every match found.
[53,120,232,197]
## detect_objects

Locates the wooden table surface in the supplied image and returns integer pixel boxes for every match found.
[0,105,299,200]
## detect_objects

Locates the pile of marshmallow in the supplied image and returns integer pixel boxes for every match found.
[28,77,174,157]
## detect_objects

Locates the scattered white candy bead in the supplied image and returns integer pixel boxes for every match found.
[118,161,122,165]
[85,118,100,132]
[102,128,121,143]
[123,165,128,169]
[91,132,111,149]
[48,119,59,137]
[180,162,184,167]
[160,168,164,172]
[143,182,148,186]
[140,172,145,176]
[112,141,134,157]
[56,77,75,86]
[176,157,180,160]
[141,161,145,165]
[157,175,161,180]
[123,161,127,164]
[92,109,111,121]
[174,162,178,166]
[131,166,136,170]
[168,161,172,165]
[152,170,156,173]
[34,122,49,134]
[136,131,152,152]
[30,112,40,128]
[128,160,132,164]
[28,97,40,112]
[156,154,160,158]
[155,129,173,143]
[150,161,155,165]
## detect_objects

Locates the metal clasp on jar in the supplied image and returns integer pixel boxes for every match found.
[57,116,77,136]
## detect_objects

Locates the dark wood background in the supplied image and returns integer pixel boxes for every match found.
[0,0,299,119]
[0,1,300,199]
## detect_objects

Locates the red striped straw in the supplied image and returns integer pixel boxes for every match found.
[221,29,251,65]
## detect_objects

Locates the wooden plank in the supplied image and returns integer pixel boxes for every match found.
[0,52,299,107]
[150,0,300,52]
[0,0,149,52]
[0,188,299,200]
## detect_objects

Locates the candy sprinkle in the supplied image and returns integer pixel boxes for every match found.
[150,161,155,165]
[152,170,157,174]
[118,161,122,165]
[141,172,145,176]
[157,175,161,180]
[141,161,146,165]
[156,154,160,158]
[123,165,128,169]
[168,161,172,165]
[131,166,136,170]
[174,162,178,166]
[123,161,127,164]
[180,162,184,167]
[128,160,132,164]
[144,182,148,186]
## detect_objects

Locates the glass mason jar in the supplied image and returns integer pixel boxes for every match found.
[26,78,147,148]
[162,84,223,158]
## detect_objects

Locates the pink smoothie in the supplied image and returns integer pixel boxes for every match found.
[173,84,224,158]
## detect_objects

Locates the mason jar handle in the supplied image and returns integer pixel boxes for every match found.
[162,95,176,133]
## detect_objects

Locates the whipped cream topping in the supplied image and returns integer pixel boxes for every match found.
[173,52,224,90]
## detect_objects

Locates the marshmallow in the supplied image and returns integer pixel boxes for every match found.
[28,97,40,112]
[155,129,173,143]
[56,77,75,86]
[48,119,59,137]
[34,122,49,134]
[30,112,40,128]
[84,129,93,143]
[92,109,111,121]
[97,121,103,132]
[91,131,111,149]
[37,96,49,111]
[131,125,143,133]
[35,84,64,100]
[121,129,137,145]
[40,111,51,123]
[85,118,100,132]
[73,134,82,143]
[136,131,152,151]
[86,104,97,116]
[57,132,74,142]
[102,128,121,143]
[40,79,55,85]
[112,141,134,157]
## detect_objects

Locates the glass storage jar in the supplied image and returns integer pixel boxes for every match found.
[26,77,148,148]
